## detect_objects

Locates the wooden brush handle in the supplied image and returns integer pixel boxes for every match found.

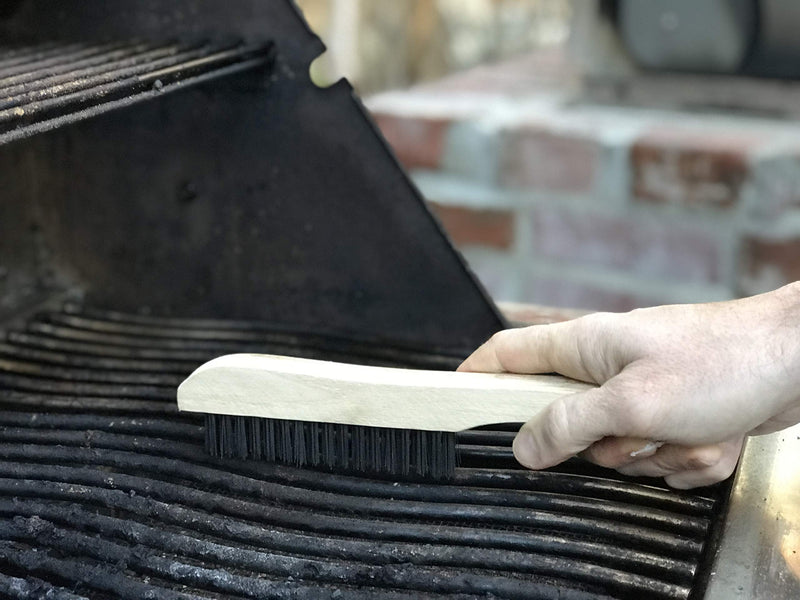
[177,353,595,432]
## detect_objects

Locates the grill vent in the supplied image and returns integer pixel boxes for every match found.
[0,39,274,144]
[0,307,724,599]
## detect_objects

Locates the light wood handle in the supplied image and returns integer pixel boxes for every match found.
[177,353,595,432]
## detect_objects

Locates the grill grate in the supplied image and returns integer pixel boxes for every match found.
[0,307,725,599]
[0,39,274,144]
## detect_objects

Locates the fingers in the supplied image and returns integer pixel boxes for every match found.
[579,436,662,467]
[616,443,722,477]
[458,321,598,383]
[614,437,744,489]
[512,393,744,489]
[512,388,618,469]
[516,402,744,489]
[664,441,742,489]
[458,325,559,374]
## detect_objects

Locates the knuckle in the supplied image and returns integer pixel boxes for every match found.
[666,466,727,489]
[574,313,613,350]
[706,454,739,482]
[491,331,514,371]
[685,446,723,470]
[648,453,677,474]
[490,329,511,345]
[490,330,520,371]
[578,311,615,331]
[541,398,573,449]
[601,383,658,436]
[583,437,632,468]
[586,449,623,469]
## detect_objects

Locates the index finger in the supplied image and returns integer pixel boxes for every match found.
[457,321,597,382]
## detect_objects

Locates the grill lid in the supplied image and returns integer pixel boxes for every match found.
[0,0,505,356]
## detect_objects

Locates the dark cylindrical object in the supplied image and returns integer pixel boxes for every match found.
[743,0,800,77]
[618,0,757,73]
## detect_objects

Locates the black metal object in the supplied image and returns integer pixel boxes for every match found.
[0,306,726,599]
[0,39,275,144]
[0,0,505,358]
[614,0,800,78]
[206,414,458,479]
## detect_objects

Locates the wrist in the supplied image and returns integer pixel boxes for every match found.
[772,281,800,329]
[768,281,800,404]
[779,280,800,305]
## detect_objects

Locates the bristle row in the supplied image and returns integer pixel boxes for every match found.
[205,414,456,479]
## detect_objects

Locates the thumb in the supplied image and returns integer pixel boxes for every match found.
[513,387,619,469]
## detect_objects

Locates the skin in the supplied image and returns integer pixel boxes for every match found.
[458,282,800,489]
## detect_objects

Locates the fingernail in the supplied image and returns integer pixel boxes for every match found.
[512,431,538,468]
[629,441,664,458]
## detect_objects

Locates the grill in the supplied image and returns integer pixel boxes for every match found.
[0,1,730,598]
[0,39,274,144]
[0,306,722,599]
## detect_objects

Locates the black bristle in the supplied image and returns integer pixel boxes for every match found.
[205,414,457,479]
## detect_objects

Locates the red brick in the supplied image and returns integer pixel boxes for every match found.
[428,202,514,249]
[523,277,658,313]
[740,237,800,290]
[372,113,449,170]
[531,207,721,283]
[631,127,766,208]
[500,125,599,193]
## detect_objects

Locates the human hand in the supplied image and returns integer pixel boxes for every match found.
[458,283,800,488]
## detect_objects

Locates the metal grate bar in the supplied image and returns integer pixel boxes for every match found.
[0,569,89,600]
[0,306,728,599]
[0,511,680,600]
[3,489,688,590]
[0,39,274,144]
[0,437,705,556]
[0,41,133,84]
[0,43,185,101]
[0,42,253,108]
[0,341,193,374]
[0,42,90,71]
[38,311,464,369]
[6,331,222,362]
[0,357,184,386]
[0,409,711,532]
[0,390,176,414]
[0,471,692,597]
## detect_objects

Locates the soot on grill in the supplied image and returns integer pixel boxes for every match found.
[0,307,727,599]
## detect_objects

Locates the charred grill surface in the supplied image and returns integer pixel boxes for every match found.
[0,307,724,599]
[0,39,274,144]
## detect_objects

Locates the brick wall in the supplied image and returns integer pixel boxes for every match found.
[367,53,800,312]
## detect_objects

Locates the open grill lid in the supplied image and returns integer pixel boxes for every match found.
[0,0,505,358]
